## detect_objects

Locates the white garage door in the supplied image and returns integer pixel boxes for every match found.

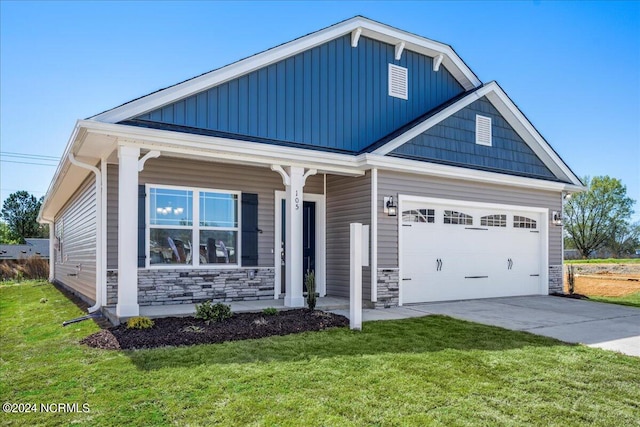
[400,198,545,304]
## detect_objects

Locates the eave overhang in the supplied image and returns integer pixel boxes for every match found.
[39,120,584,223]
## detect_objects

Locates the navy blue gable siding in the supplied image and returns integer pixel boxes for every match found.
[391,97,556,180]
[134,35,465,152]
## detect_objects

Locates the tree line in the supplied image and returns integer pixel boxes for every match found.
[1,191,48,244]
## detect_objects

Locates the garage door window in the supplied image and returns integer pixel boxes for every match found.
[444,210,473,225]
[514,215,537,229]
[403,209,435,223]
[481,214,507,227]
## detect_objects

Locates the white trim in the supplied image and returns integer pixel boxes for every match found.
[370,168,378,303]
[145,183,241,270]
[394,41,405,60]
[433,54,444,72]
[351,27,362,47]
[397,194,549,305]
[90,17,480,124]
[274,190,326,299]
[138,150,161,172]
[372,82,583,187]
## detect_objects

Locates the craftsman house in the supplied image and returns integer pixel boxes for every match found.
[39,16,583,321]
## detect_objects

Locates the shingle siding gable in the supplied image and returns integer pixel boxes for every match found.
[391,97,557,180]
[133,35,465,152]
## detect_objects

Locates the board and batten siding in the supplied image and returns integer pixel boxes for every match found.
[54,175,97,302]
[326,172,371,299]
[106,157,324,269]
[135,35,464,153]
[377,170,562,267]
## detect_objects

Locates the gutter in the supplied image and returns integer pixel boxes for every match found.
[68,152,103,314]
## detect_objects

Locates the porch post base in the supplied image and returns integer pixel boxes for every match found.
[284,295,305,308]
[116,303,139,318]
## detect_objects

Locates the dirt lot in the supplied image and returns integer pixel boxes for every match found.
[564,264,640,297]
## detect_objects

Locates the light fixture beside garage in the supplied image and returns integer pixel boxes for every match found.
[384,196,397,216]
[552,211,562,226]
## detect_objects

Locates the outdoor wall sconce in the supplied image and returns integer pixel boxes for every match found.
[552,210,562,226]
[384,196,397,216]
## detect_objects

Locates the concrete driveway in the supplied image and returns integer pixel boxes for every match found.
[336,296,640,357]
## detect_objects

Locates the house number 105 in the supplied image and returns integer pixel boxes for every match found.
[295,190,300,210]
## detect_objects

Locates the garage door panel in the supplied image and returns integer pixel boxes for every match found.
[401,199,544,304]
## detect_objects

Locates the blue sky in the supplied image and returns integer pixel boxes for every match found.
[1,1,639,219]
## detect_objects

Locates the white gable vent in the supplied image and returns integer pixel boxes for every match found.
[388,64,408,100]
[475,114,492,146]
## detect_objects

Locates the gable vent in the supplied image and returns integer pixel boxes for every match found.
[475,115,492,146]
[388,64,408,100]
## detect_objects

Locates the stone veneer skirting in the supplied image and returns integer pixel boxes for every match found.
[548,265,563,294]
[376,268,399,308]
[106,268,275,306]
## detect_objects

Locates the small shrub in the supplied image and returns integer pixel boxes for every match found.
[305,270,317,310]
[195,301,232,324]
[126,316,155,330]
[567,265,575,295]
[262,307,278,316]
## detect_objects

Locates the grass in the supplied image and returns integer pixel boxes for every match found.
[565,258,640,264]
[588,292,640,309]
[1,281,640,426]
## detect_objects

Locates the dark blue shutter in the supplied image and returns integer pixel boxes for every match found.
[138,185,146,268]
[241,193,259,266]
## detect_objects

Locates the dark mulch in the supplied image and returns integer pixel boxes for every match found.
[550,292,590,300]
[81,309,349,350]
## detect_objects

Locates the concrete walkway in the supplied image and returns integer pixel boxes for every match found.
[332,296,640,357]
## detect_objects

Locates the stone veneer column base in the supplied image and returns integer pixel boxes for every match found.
[548,265,563,294]
[106,268,275,306]
[375,268,399,308]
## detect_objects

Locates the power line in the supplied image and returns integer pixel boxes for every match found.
[0,159,58,167]
[0,151,60,161]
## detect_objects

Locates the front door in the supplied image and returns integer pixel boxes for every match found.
[280,200,316,294]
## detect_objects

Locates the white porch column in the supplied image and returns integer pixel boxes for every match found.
[116,145,140,318]
[285,166,305,307]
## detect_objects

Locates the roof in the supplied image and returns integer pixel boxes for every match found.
[89,16,481,124]
[0,239,50,260]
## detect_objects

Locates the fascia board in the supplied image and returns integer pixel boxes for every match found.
[82,121,364,176]
[373,86,490,155]
[90,17,480,124]
[373,81,584,188]
[361,153,584,193]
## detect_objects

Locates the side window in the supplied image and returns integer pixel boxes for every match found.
[514,215,537,229]
[444,210,473,225]
[402,209,435,223]
[481,214,507,227]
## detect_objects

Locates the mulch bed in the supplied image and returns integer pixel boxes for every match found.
[81,309,349,350]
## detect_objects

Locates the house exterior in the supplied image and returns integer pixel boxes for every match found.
[0,238,50,260]
[39,16,583,321]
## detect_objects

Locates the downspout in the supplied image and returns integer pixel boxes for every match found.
[41,218,55,282]
[68,153,103,313]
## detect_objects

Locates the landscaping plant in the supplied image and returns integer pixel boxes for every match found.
[305,270,316,310]
[262,307,278,316]
[126,316,154,330]
[195,300,232,324]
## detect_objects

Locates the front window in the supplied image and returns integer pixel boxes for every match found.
[148,186,239,267]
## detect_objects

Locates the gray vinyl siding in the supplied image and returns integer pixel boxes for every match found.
[106,158,324,269]
[326,172,371,299]
[377,170,562,267]
[54,176,97,302]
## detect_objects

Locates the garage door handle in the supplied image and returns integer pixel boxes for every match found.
[465,276,489,279]
[530,274,539,277]
[508,258,513,270]
[402,278,412,281]
[436,258,442,271]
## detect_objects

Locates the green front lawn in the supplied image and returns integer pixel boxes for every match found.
[588,293,640,309]
[1,281,639,426]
